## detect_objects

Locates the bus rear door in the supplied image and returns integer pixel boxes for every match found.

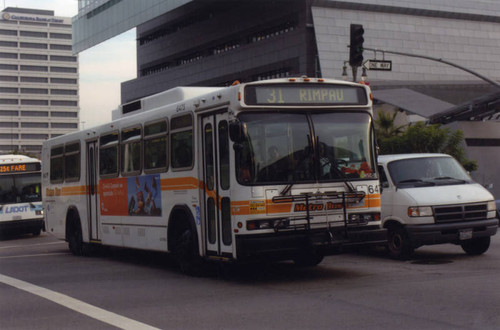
[86,140,101,242]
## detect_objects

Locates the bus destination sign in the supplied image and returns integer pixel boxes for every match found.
[0,162,40,174]
[245,84,368,106]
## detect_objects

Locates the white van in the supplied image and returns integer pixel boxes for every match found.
[378,153,498,259]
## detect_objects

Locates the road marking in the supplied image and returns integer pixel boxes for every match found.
[0,273,161,330]
[0,241,66,250]
[0,252,69,259]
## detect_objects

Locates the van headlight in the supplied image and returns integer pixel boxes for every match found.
[408,206,433,217]
[487,201,496,212]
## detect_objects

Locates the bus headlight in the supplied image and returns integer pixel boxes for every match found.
[36,210,43,216]
[408,206,433,217]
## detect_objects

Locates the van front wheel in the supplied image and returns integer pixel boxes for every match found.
[461,236,490,255]
[387,225,414,260]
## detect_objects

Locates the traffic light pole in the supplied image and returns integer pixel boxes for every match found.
[363,47,500,89]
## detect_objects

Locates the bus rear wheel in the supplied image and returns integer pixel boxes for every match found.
[67,218,91,256]
[173,228,204,276]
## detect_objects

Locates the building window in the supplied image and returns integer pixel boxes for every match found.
[0,52,18,59]
[0,64,18,70]
[21,76,48,83]
[21,134,49,139]
[0,87,18,93]
[0,122,18,128]
[20,88,49,95]
[51,123,78,129]
[21,122,49,128]
[0,76,18,82]
[0,99,19,105]
[20,53,48,61]
[0,29,17,36]
[21,111,49,117]
[20,31,47,38]
[0,133,19,139]
[50,66,77,73]
[49,33,72,40]
[0,110,19,116]
[51,89,77,95]
[20,65,48,72]
[50,55,77,62]
[20,42,48,49]
[0,41,17,47]
[50,78,77,84]
[51,100,78,107]
[50,44,72,51]
[21,99,49,106]
[51,111,77,117]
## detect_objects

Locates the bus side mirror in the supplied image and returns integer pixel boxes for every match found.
[229,121,244,143]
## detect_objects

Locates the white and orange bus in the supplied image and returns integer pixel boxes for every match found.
[0,154,44,236]
[42,77,385,273]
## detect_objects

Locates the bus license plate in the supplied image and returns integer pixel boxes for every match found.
[459,229,473,240]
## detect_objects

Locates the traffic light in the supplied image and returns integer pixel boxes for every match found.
[349,24,364,67]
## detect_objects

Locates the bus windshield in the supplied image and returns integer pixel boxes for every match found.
[236,111,376,185]
[0,173,42,204]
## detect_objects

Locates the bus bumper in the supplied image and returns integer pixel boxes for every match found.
[235,225,387,262]
[0,218,45,236]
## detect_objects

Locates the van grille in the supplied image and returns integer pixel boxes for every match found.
[433,203,487,223]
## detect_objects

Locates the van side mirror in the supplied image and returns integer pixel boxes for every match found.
[229,120,245,143]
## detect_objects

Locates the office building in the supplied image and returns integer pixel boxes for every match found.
[73,0,500,196]
[0,7,79,156]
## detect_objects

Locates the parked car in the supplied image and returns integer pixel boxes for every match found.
[378,153,498,259]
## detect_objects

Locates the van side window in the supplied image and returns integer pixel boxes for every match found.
[171,114,193,170]
[144,120,168,172]
[121,125,142,175]
[99,132,119,177]
[378,165,389,188]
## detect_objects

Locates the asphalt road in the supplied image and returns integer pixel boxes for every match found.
[1,231,499,330]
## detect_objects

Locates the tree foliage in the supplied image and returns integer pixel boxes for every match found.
[374,111,477,172]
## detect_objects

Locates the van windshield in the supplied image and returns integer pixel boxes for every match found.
[387,156,472,188]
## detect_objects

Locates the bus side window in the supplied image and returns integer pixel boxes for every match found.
[144,120,168,172]
[121,125,142,175]
[99,132,119,177]
[171,114,193,170]
[64,142,80,182]
[50,145,64,183]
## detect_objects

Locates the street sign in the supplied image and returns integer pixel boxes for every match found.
[363,60,392,71]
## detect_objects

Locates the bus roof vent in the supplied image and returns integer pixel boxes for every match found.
[116,86,225,119]
[121,99,142,115]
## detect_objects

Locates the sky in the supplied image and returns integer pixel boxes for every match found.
[3,0,137,129]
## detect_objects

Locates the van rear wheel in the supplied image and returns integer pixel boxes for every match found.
[461,236,490,255]
[387,225,414,260]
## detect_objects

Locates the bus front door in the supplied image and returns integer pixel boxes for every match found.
[86,140,100,242]
[202,113,233,259]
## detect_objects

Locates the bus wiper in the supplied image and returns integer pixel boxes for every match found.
[280,183,293,196]
[398,179,423,183]
[330,163,355,193]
